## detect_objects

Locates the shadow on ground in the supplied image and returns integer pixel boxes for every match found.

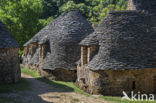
[36,77,74,92]
[0,76,75,103]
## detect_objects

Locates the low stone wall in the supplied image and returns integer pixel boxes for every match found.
[0,48,21,84]
[127,0,136,10]
[39,69,77,82]
[76,66,156,96]
[23,64,77,82]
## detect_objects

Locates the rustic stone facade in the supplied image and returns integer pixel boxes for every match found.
[38,69,77,82]
[0,48,21,84]
[23,42,39,70]
[127,0,136,10]
[23,46,31,68]
[22,11,94,82]
[81,45,98,66]
[77,0,156,96]
[76,66,156,96]
[126,0,156,13]
[29,43,38,56]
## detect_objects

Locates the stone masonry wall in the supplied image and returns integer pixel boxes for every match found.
[127,0,136,10]
[81,46,88,65]
[0,48,21,84]
[81,45,98,66]
[39,68,77,82]
[87,45,98,63]
[76,67,156,96]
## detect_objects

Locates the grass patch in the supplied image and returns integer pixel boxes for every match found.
[21,67,39,78]
[49,80,89,96]
[21,67,89,96]
[71,98,80,103]
[0,78,30,93]
[21,67,156,103]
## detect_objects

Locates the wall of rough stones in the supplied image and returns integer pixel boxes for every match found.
[23,43,39,69]
[23,43,77,82]
[127,0,136,10]
[76,66,156,96]
[81,45,98,66]
[39,69,77,82]
[0,48,21,84]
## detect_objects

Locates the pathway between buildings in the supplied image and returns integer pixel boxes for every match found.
[0,73,111,103]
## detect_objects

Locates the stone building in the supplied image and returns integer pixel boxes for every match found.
[0,21,21,84]
[127,0,156,12]
[23,11,94,82]
[76,0,156,96]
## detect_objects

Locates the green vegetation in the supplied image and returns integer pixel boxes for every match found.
[21,67,89,96]
[21,67,39,78]
[0,0,127,48]
[0,0,45,47]
[0,78,30,93]
[21,67,156,103]
[71,98,80,103]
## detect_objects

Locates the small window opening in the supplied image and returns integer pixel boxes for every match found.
[31,44,37,56]
[40,43,50,59]
[132,81,136,90]
[40,45,44,58]
[24,47,28,56]
[87,45,99,63]
[81,46,87,66]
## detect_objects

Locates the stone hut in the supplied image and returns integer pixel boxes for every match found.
[23,25,48,69]
[23,11,94,82]
[0,21,21,84]
[127,0,156,13]
[76,0,156,96]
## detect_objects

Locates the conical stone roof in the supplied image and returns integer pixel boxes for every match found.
[41,10,94,70]
[81,11,156,70]
[127,0,156,13]
[24,10,94,70]
[0,21,18,48]
[23,17,60,46]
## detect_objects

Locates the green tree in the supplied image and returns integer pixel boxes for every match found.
[41,0,58,18]
[0,0,128,47]
[0,0,43,47]
[59,1,89,18]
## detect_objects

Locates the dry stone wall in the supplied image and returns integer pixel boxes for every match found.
[77,66,156,96]
[0,48,21,83]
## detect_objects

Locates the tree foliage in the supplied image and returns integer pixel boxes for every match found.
[0,0,45,47]
[0,0,128,48]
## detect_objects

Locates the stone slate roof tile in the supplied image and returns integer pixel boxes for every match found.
[127,0,156,13]
[24,10,94,70]
[42,10,94,70]
[84,11,156,70]
[79,32,98,46]
[0,21,18,48]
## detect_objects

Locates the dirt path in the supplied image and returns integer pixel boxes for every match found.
[0,73,111,103]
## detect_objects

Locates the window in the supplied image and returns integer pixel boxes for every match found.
[132,81,136,90]
[40,45,44,58]
[40,43,50,59]
[87,45,98,63]
[81,45,99,66]
[81,46,87,66]
[24,47,28,56]
[31,44,37,56]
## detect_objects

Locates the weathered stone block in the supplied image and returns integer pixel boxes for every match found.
[0,48,21,84]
